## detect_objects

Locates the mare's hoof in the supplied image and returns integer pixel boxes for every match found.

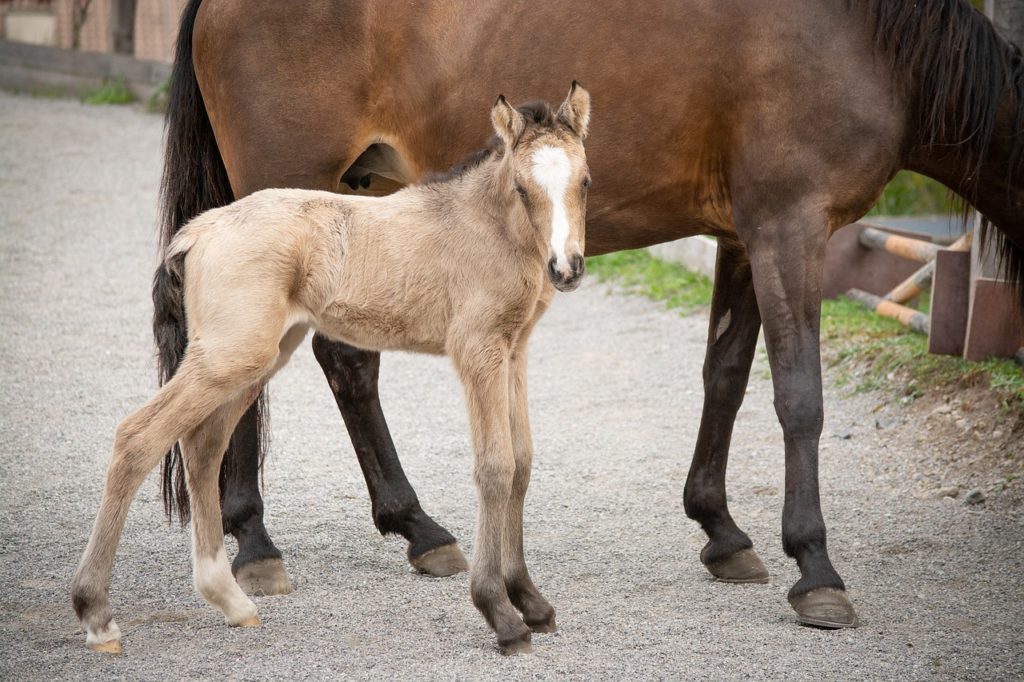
[88,639,122,655]
[235,615,261,628]
[789,587,859,629]
[703,546,770,584]
[235,558,294,596]
[410,543,469,577]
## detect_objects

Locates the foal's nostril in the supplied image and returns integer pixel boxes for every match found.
[570,253,585,279]
[548,258,560,282]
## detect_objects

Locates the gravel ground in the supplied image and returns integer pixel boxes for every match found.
[1,91,1022,680]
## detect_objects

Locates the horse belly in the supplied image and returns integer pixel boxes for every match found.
[317,300,447,356]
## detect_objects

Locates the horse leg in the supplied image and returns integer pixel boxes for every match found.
[452,339,532,654]
[683,244,769,583]
[502,302,556,633]
[312,337,467,576]
[71,355,247,652]
[183,395,262,627]
[220,404,294,596]
[739,204,858,628]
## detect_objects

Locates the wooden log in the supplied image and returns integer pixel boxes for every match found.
[885,261,934,304]
[859,227,944,262]
[927,251,971,356]
[823,224,932,299]
[847,288,930,334]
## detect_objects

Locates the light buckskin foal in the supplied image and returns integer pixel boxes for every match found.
[72,83,592,655]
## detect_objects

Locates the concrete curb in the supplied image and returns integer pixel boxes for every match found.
[647,235,718,280]
[0,39,169,99]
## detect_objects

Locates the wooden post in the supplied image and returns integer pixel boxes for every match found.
[109,0,136,55]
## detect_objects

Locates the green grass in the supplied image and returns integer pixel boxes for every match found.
[146,77,170,114]
[586,249,1024,408]
[586,249,714,315]
[866,171,955,217]
[82,77,135,105]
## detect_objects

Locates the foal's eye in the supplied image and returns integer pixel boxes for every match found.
[515,184,528,200]
[582,176,591,190]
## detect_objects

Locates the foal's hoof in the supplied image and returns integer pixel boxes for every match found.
[235,615,261,628]
[88,639,122,655]
[498,628,534,656]
[235,558,294,596]
[703,546,770,584]
[410,543,469,577]
[789,588,859,629]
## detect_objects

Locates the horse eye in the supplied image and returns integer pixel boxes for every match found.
[515,184,528,199]
[582,176,591,190]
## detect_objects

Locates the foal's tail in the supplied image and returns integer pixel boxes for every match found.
[155,0,268,522]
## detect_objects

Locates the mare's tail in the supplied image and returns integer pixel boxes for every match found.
[155,0,267,522]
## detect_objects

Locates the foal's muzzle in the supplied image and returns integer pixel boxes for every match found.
[548,253,585,292]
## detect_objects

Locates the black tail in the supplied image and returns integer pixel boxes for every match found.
[155,0,268,522]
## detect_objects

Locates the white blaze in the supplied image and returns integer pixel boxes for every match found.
[531,145,573,272]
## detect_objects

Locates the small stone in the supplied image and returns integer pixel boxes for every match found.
[933,403,952,415]
[875,416,900,430]
[955,418,969,431]
[833,429,853,440]
[963,490,986,506]
[992,430,1004,440]
[932,486,959,500]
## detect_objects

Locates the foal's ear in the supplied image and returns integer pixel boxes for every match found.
[557,81,591,139]
[491,95,526,148]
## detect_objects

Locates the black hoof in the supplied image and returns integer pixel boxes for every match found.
[789,587,859,628]
[702,546,770,584]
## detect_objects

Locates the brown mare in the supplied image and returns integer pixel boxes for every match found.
[153,0,1024,632]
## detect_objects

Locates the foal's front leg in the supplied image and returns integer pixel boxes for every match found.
[503,303,556,632]
[452,339,532,654]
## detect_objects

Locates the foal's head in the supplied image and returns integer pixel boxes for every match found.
[491,82,591,292]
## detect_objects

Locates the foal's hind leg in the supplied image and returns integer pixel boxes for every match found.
[683,245,769,583]
[71,358,244,652]
[502,302,556,633]
[183,395,263,627]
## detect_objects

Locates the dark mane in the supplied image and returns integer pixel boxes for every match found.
[421,101,562,184]
[862,0,1024,305]
[862,0,1024,192]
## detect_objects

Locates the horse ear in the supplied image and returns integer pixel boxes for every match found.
[557,81,591,139]
[491,95,525,148]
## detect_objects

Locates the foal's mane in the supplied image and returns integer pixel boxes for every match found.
[421,101,563,185]
[860,0,1024,189]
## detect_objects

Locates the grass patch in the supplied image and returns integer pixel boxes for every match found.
[586,249,713,314]
[587,248,1024,407]
[146,77,170,114]
[82,77,134,105]
[866,171,954,217]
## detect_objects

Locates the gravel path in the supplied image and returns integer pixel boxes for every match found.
[1,91,1021,680]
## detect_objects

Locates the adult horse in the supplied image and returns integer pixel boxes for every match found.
[156,0,1024,629]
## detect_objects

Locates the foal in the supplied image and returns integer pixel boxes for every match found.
[71,83,591,655]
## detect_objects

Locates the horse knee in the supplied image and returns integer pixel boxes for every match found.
[774,396,823,441]
[474,457,515,496]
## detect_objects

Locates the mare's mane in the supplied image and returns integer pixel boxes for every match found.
[861,0,1024,299]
